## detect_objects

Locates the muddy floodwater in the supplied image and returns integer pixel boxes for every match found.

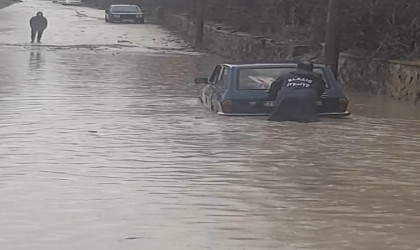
[1,47,420,250]
[1,1,420,250]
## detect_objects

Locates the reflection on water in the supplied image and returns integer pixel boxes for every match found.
[348,91,420,121]
[0,48,420,250]
[29,48,43,71]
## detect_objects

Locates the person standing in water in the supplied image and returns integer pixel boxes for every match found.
[267,60,326,123]
[30,11,48,43]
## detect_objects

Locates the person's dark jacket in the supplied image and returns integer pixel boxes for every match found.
[30,16,48,31]
[268,70,326,101]
[267,70,326,122]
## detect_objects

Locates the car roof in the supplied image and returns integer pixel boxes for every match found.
[222,63,328,69]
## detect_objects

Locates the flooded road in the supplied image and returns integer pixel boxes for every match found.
[0,0,193,52]
[1,1,420,250]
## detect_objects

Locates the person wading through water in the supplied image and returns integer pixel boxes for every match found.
[267,60,326,123]
[30,11,48,43]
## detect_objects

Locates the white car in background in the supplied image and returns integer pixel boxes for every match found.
[62,0,82,5]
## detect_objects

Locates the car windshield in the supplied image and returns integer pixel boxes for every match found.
[237,67,328,90]
[111,6,141,13]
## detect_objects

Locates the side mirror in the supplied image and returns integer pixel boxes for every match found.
[194,78,209,84]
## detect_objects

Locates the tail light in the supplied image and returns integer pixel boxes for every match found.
[338,97,349,112]
[221,100,233,114]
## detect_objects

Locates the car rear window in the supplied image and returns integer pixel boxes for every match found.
[111,6,141,13]
[237,67,328,90]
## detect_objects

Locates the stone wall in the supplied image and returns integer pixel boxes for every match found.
[338,55,420,103]
[157,0,420,58]
[161,12,323,63]
[159,0,327,45]
[338,53,386,94]
[387,60,420,103]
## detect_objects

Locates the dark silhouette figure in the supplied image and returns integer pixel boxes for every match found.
[268,61,326,123]
[30,12,48,43]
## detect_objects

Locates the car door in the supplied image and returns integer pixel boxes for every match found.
[203,65,222,110]
[211,66,229,112]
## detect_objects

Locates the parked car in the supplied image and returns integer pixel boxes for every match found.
[52,0,58,3]
[62,0,82,5]
[105,5,145,23]
[195,63,351,117]
[57,0,66,4]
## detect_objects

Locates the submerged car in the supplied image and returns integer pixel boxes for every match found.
[196,63,351,117]
[105,5,145,23]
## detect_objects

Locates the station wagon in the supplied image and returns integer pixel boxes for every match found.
[196,63,351,117]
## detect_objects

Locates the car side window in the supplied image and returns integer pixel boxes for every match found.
[209,66,222,84]
[216,67,229,89]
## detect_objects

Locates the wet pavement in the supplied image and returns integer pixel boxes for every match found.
[0,0,194,52]
[1,1,420,250]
